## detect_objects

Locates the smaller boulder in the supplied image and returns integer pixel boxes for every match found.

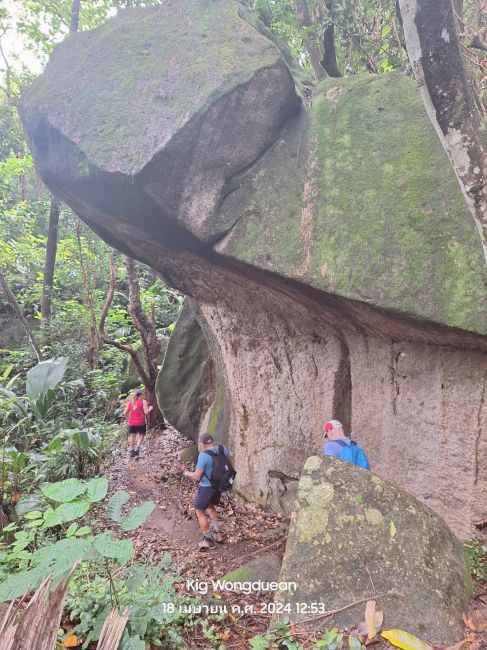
[221,554,281,584]
[276,456,471,643]
[179,445,199,465]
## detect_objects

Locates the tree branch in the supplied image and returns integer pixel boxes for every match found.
[124,257,161,386]
[0,269,41,362]
[98,254,150,386]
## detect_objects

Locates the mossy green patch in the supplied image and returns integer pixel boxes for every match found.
[310,73,487,333]
[219,72,487,335]
[207,375,224,438]
[23,1,282,174]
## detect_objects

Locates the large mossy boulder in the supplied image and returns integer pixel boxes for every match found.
[19,0,300,245]
[276,456,471,643]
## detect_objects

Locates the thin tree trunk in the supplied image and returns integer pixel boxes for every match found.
[40,196,60,321]
[295,0,326,83]
[69,0,81,33]
[0,269,41,361]
[99,255,165,430]
[321,2,341,77]
[124,257,164,428]
[398,0,487,263]
[75,217,99,369]
[452,0,463,21]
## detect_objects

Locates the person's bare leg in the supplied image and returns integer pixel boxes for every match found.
[196,508,210,534]
[207,505,223,542]
[196,508,216,549]
[129,433,135,453]
[135,434,144,451]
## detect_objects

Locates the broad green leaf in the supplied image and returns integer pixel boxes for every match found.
[12,539,31,552]
[66,523,78,537]
[31,538,91,570]
[381,629,433,650]
[119,501,155,531]
[85,477,108,503]
[2,522,17,532]
[26,357,68,402]
[94,532,133,563]
[41,478,87,503]
[0,566,45,602]
[25,519,43,528]
[43,499,90,528]
[119,631,145,650]
[125,565,147,593]
[74,526,92,536]
[24,510,43,520]
[14,531,29,540]
[107,490,130,523]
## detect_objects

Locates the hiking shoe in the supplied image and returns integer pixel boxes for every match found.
[198,537,216,550]
[134,447,140,458]
[212,532,226,543]
[129,449,136,458]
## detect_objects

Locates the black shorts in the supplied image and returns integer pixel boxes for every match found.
[128,425,146,435]
[194,486,221,510]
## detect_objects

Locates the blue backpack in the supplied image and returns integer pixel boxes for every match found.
[335,439,370,470]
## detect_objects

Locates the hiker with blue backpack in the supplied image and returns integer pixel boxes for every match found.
[323,419,370,470]
[180,432,236,550]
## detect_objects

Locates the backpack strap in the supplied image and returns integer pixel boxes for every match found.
[202,449,217,485]
[334,439,348,447]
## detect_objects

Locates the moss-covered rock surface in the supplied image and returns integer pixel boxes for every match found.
[276,456,471,643]
[156,302,216,442]
[219,73,487,333]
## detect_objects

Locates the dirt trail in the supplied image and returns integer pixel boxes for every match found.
[100,427,288,580]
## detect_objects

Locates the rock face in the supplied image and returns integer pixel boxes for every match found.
[156,301,228,443]
[19,0,487,537]
[276,456,471,643]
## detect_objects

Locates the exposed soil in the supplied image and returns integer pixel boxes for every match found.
[100,427,288,577]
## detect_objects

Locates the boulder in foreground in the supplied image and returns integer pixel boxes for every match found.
[276,456,471,643]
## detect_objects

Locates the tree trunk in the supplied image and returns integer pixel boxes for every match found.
[40,196,60,321]
[124,257,164,429]
[99,255,165,430]
[398,0,487,263]
[0,269,41,361]
[75,217,99,369]
[321,2,341,77]
[295,0,326,83]
[69,0,81,33]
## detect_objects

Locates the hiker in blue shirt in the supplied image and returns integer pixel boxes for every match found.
[323,419,370,470]
[181,433,232,550]
[323,419,351,456]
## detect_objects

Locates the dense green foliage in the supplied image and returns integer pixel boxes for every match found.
[249,0,404,77]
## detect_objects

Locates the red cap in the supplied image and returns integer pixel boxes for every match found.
[324,419,342,432]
